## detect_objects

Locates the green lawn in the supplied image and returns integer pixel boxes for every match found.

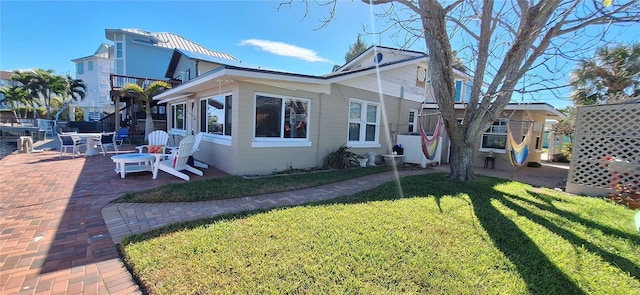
[120,174,640,294]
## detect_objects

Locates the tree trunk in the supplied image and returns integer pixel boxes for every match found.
[144,102,153,141]
[447,136,477,181]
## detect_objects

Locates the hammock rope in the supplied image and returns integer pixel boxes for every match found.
[506,122,533,166]
[418,114,443,160]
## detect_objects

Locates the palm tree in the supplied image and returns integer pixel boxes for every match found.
[54,75,87,122]
[0,86,30,119]
[570,43,640,105]
[30,69,68,120]
[10,70,40,118]
[120,81,171,141]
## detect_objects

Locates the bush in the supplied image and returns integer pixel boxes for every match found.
[323,144,359,169]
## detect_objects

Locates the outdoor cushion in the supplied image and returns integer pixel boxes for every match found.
[148,145,164,154]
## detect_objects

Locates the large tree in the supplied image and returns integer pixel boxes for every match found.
[120,81,171,141]
[570,43,640,105]
[304,0,640,180]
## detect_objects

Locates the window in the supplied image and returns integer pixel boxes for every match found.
[348,99,380,146]
[116,42,123,58]
[465,81,472,102]
[171,103,186,131]
[408,109,418,133]
[88,61,94,71]
[481,118,508,150]
[201,94,232,136]
[76,62,84,74]
[255,94,309,141]
[454,80,463,102]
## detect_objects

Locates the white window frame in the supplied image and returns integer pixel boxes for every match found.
[480,118,508,153]
[347,98,381,148]
[170,102,187,135]
[408,109,418,133]
[200,93,232,146]
[252,92,311,148]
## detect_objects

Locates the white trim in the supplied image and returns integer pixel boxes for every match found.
[479,148,506,154]
[347,98,381,146]
[157,93,194,104]
[253,92,311,142]
[202,134,232,146]
[168,129,187,137]
[347,142,382,149]
[200,93,232,137]
[252,140,312,148]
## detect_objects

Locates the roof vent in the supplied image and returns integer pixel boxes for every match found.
[374,52,383,64]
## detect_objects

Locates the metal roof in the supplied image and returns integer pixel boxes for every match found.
[106,28,239,62]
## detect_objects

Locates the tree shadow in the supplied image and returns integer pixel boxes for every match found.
[498,191,640,280]
[465,186,586,294]
[523,189,639,242]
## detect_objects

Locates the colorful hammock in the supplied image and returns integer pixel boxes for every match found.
[419,115,443,160]
[506,123,533,166]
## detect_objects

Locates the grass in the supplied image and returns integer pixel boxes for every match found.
[116,165,394,203]
[120,173,640,294]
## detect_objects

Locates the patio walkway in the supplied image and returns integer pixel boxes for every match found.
[0,138,569,294]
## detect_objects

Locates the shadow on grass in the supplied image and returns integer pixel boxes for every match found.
[500,191,640,280]
[120,173,640,294]
[524,189,640,242]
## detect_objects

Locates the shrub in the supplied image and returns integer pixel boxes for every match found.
[323,144,359,169]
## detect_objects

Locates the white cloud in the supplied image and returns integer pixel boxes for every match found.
[239,39,333,63]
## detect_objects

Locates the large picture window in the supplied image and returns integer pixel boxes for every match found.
[171,103,186,131]
[255,94,309,140]
[348,99,380,146]
[481,118,507,150]
[201,94,232,137]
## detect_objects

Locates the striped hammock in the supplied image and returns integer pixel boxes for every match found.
[419,115,443,160]
[506,123,533,166]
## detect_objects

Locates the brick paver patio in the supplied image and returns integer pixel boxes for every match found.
[0,138,569,294]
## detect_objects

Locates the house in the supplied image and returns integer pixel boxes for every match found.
[70,28,238,127]
[70,44,114,121]
[422,102,566,171]
[155,46,563,176]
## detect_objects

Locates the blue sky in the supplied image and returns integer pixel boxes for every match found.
[1,1,637,109]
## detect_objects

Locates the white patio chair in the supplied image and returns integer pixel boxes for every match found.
[153,135,203,181]
[95,132,119,156]
[58,134,85,157]
[136,130,169,155]
[169,132,209,168]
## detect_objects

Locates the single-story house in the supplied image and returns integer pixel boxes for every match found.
[153,46,565,175]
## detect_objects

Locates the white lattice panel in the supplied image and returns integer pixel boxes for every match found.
[566,101,640,196]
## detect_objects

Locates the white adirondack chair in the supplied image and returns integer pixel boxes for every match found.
[136,130,169,155]
[153,135,203,181]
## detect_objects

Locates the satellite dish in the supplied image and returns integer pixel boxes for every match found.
[417,67,427,82]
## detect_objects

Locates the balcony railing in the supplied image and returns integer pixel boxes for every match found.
[110,74,181,91]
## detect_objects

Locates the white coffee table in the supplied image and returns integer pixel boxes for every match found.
[111,153,156,178]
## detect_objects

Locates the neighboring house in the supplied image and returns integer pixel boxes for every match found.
[154,46,487,175]
[70,28,239,124]
[0,70,17,109]
[70,44,113,121]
